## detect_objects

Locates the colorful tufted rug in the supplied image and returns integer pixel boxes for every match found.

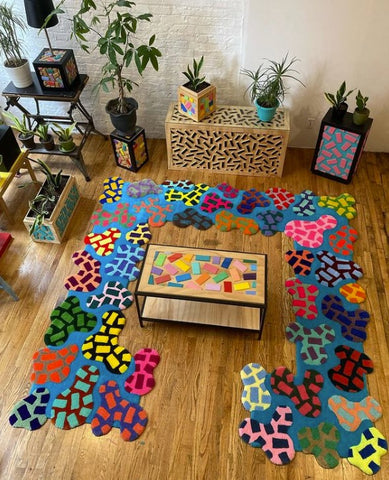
[9,178,387,474]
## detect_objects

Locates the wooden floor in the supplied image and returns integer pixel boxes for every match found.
[0,136,388,480]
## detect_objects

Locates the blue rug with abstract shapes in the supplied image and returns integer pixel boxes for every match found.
[9,177,387,474]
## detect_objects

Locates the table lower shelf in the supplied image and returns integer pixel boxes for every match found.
[138,296,264,332]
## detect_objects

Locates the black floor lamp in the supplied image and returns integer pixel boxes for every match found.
[24,0,58,55]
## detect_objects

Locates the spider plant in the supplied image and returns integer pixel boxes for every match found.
[242,54,305,109]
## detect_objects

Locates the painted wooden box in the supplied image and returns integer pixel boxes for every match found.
[23,175,80,243]
[165,103,290,177]
[33,49,80,91]
[110,127,149,172]
[178,83,216,122]
[311,109,373,184]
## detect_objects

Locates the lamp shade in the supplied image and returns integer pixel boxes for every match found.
[24,0,58,29]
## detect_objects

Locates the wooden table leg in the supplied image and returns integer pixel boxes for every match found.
[0,197,13,223]
[0,275,18,300]
[22,157,38,182]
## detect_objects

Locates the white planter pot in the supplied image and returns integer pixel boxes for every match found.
[4,59,33,88]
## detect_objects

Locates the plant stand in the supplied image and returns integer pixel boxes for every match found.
[1,73,107,181]
[23,175,80,243]
[110,127,149,172]
[311,109,373,184]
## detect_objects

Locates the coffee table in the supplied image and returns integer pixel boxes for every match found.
[134,244,267,339]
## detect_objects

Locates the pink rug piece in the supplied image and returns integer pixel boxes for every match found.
[284,215,337,248]
[124,348,160,396]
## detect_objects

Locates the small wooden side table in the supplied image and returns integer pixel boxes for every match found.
[0,151,37,222]
[110,127,149,172]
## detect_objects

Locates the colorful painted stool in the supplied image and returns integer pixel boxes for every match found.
[110,127,149,172]
[311,109,373,184]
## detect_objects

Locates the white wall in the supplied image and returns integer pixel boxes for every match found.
[0,0,388,151]
[242,0,389,151]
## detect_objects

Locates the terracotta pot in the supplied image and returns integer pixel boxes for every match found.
[39,134,55,151]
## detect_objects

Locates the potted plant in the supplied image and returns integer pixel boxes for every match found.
[0,3,33,88]
[241,54,304,122]
[52,122,77,153]
[36,123,55,151]
[2,111,36,149]
[324,81,355,121]
[22,158,80,243]
[48,0,161,134]
[353,90,370,126]
[178,56,216,122]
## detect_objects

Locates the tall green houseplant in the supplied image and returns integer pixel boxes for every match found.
[50,0,161,133]
[0,2,33,87]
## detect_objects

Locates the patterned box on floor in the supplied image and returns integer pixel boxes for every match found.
[110,127,149,172]
[33,49,80,91]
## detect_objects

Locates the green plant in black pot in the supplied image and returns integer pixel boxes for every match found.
[353,90,370,126]
[2,111,36,149]
[324,81,354,121]
[182,56,206,92]
[52,122,77,153]
[241,54,304,122]
[47,0,161,134]
[36,123,55,151]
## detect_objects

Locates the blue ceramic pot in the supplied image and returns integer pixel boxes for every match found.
[255,99,279,122]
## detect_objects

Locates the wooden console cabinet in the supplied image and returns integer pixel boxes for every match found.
[165,103,290,177]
